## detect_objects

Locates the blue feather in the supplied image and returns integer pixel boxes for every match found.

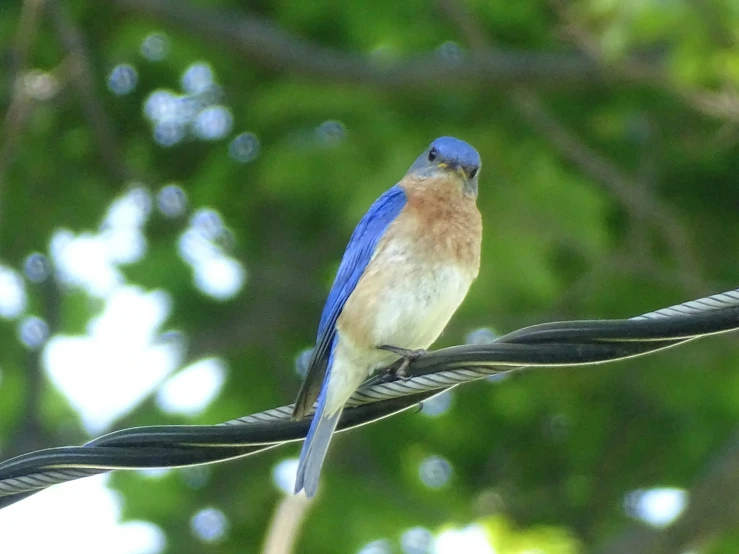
[318,184,408,337]
[294,184,407,494]
[292,184,407,420]
[294,348,342,496]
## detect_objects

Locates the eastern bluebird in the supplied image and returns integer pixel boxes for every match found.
[293,136,482,497]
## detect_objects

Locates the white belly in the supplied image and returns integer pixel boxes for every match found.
[370,263,472,350]
[324,264,470,416]
[324,245,476,415]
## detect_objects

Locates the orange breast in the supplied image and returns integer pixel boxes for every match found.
[401,176,482,274]
[336,176,482,350]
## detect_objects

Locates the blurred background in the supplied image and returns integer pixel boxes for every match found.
[1,0,739,552]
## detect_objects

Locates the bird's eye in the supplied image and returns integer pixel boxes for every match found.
[469,168,478,179]
[428,148,438,162]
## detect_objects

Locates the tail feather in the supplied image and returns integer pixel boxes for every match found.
[294,390,342,497]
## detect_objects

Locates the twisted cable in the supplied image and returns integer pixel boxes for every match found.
[1,287,738,509]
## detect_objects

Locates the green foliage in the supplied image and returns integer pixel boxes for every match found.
[2,0,739,552]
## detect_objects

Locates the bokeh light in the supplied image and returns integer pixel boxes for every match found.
[486,372,510,384]
[624,487,688,527]
[178,209,246,300]
[156,184,188,217]
[181,466,211,490]
[156,357,227,416]
[435,525,493,554]
[3,3,735,553]
[22,70,58,100]
[420,391,453,418]
[101,227,146,265]
[228,132,261,163]
[18,316,49,349]
[419,455,452,489]
[52,188,151,298]
[51,230,120,295]
[193,256,246,300]
[108,64,138,95]
[109,186,152,225]
[153,122,186,147]
[468,329,510,385]
[190,507,228,543]
[436,41,465,63]
[357,539,392,554]
[190,208,223,239]
[400,527,433,554]
[178,228,220,264]
[0,265,26,319]
[272,458,299,494]
[144,90,185,123]
[140,32,170,61]
[465,327,497,345]
[142,61,234,146]
[294,347,314,377]
[0,475,166,554]
[193,105,233,141]
[181,62,214,95]
[315,120,347,147]
[23,252,50,283]
[144,90,192,147]
[43,286,179,433]
[139,468,172,479]
[545,413,571,442]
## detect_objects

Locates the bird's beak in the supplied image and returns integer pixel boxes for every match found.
[458,165,478,196]
[447,163,477,196]
[435,163,477,195]
[436,161,464,177]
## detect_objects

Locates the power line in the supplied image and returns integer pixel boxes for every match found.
[1,287,738,509]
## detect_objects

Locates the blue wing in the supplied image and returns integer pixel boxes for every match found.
[292,184,407,418]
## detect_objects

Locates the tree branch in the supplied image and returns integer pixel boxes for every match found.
[261,494,312,554]
[0,0,46,235]
[108,0,664,90]
[511,91,706,291]
[47,0,134,185]
[552,0,739,123]
[435,0,707,293]
[4,270,64,458]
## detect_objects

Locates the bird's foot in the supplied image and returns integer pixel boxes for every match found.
[377,345,427,379]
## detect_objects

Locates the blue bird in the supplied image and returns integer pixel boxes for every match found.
[293,136,483,497]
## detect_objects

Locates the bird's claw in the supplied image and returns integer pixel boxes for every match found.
[378,345,426,379]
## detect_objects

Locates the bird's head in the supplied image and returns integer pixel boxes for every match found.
[407,136,481,197]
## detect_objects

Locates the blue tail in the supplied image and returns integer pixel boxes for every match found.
[294,384,342,497]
